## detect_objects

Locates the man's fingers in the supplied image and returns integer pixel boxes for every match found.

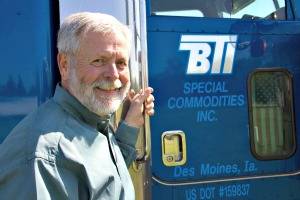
[125,86,155,127]
[146,108,155,116]
[141,87,154,102]
[131,87,153,103]
[144,92,155,116]
[144,87,153,95]
[128,89,136,100]
[146,95,155,103]
[145,102,154,109]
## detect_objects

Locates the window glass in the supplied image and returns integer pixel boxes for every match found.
[151,0,286,20]
[249,70,295,159]
[59,0,127,24]
[224,0,286,19]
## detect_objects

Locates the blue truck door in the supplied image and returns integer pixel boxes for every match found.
[147,0,300,199]
[0,0,59,143]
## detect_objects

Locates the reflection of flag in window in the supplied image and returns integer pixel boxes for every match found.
[252,73,292,157]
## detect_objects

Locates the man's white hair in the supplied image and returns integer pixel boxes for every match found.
[57,12,131,55]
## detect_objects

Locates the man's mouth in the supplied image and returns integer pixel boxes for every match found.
[93,80,123,92]
[94,86,122,92]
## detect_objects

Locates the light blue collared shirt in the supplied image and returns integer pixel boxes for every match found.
[0,85,139,200]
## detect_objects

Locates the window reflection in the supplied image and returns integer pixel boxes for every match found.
[151,0,286,20]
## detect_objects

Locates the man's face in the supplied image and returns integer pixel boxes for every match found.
[68,30,130,116]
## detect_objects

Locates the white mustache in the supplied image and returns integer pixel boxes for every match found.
[93,79,122,90]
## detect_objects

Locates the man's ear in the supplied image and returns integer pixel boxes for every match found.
[57,53,70,82]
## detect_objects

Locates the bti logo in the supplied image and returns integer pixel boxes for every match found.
[179,35,238,74]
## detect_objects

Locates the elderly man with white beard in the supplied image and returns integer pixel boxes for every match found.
[0,12,154,200]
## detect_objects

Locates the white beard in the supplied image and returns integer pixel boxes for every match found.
[68,66,129,116]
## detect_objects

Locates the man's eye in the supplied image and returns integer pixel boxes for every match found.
[116,60,128,68]
[91,59,105,67]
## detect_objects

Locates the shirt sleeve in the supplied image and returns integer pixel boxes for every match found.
[0,160,38,200]
[114,121,140,167]
[0,156,87,200]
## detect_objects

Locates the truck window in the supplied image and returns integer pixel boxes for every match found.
[248,69,295,160]
[151,0,286,20]
[59,0,127,24]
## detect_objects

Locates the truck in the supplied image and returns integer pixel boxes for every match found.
[1,0,300,199]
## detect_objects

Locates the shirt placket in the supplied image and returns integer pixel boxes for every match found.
[97,122,120,175]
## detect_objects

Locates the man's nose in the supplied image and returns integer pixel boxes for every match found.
[104,63,119,79]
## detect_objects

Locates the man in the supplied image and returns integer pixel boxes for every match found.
[0,12,154,200]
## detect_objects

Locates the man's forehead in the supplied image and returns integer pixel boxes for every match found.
[78,31,130,56]
[95,49,129,58]
[84,30,128,44]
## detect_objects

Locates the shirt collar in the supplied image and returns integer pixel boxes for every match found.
[53,84,111,131]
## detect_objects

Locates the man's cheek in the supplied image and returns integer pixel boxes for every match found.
[119,73,130,85]
[78,67,100,85]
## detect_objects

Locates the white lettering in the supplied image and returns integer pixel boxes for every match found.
[179,35,237,74]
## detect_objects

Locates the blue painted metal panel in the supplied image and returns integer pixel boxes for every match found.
[147,4,300,200]
[170,177,300,200]
[0,0,58,143]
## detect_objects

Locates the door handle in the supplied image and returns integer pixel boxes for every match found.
[161,130,187,166]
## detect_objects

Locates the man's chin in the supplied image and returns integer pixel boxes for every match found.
[77,87,127,116]
[91,101,122,116]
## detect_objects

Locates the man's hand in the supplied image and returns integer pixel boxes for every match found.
[124,87,155,128]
